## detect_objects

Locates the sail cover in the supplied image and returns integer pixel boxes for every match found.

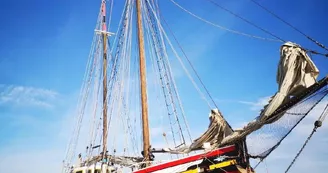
[220,42,320,146]
[158,109,233,154]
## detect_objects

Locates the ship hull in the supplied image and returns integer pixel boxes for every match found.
[133,145,253,173]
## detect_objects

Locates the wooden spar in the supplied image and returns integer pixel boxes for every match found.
[101,0,108,160]
[136,0,151,165]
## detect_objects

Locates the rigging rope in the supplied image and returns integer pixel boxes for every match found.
[155,4,235,131]
[109,0,135,155]
[147,0,213,109]
[284,125,317,173]
[143,9,169,148]
[144,3,193,159]
[160,14,219,110]
[107,0,114,30]
[305,49,328,58]
[169,0,281,42]
[249,0,328,52]
[284,102,328,173]
[206,0,328,57]
[87,44,102,158]
[144,0,188,148]
[172,0,328,57]
[251,87,328,170]
[62,5,105,168]
[211,0,328,56]
[264,158,269,173]
[203,0,285,42]
[126,1,140,155]
[144,11,179,148]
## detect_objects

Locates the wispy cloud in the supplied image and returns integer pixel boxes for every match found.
[238,96,271,111]
[253,117,328,172]
[0,84,59,108]
[0,90,78,173]
[247,98,328,172]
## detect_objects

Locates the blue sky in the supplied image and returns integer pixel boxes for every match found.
[0,0,327,172]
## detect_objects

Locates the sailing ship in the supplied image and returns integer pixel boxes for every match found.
[61,0,328,173]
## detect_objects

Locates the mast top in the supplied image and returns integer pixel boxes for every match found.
[101,0,107,31]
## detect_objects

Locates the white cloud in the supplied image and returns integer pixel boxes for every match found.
[253,120,328,172]
[246,97,328,172]
[1,89,325,173]
[0,86,76,173]
[238,96,271,111]
[0,84,59,108]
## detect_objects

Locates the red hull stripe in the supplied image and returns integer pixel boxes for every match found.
[133,145,236,173]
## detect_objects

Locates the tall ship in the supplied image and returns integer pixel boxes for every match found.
[61,0,328,173]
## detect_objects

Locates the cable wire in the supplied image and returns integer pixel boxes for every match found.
[206,0,328,58]
[160,14,219,110]
[249,0,328,52]
[204,0,285,42]
[168,0,282,42]
[284,123,318,173]
[147,0,213,109]
[285,101,328,172]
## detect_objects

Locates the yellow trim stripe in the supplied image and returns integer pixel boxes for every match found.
[209,159,237,170]
[179,159,237,173]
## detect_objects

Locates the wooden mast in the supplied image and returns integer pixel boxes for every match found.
[136,0,151,165]
[101,0,108,160]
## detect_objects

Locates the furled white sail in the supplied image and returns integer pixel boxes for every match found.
[158,109,233,154]
[261,41,319,121]
[220,42,320,146]
[157,42,320,152]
